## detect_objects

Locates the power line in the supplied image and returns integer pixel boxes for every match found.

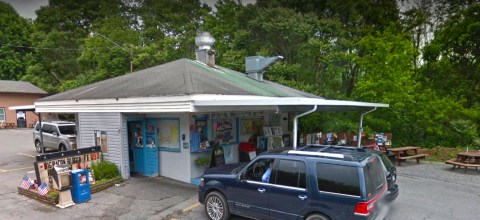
[0,43,79,51]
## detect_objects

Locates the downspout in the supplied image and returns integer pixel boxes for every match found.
[293,105,317,149]
[356,107,377,148]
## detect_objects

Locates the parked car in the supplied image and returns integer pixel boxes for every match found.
[33,121,77,153]
[198,146,390,220]
[307,145,399,202]
[369,149,398,202]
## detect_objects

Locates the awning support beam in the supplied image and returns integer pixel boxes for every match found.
[356,107,377,148]
[293,105,317,149]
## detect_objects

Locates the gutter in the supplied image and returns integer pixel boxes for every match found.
[293,105,317,149]
[356,107,377,148]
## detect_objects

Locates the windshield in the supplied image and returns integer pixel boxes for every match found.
[58,125,76,135]
[364,155,386,198]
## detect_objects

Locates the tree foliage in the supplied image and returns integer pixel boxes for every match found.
[1,0,478,148]
[0,2,32,80]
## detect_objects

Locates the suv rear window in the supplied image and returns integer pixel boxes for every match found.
[58,125,76,135]
[316,163,360,196]
[364,156,386,198]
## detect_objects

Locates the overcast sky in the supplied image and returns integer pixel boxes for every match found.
[3,0,256,19]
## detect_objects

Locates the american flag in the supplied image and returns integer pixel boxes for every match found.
[37,182,50,196]
[19,175,32,190]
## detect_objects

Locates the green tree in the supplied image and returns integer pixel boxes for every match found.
[422,4,480,107]
[0,2,32,80]
[22,0,127,92]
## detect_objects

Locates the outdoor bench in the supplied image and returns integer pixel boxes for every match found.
[445,158,480,173]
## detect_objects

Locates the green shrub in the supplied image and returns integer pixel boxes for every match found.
[195,156,211,167]
[47,190,59,199]
[91,160,120,181]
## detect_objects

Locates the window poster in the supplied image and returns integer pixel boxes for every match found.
[94,130,108,152]
[241,118,263,135]
[133,122,143,147]
[157,118,180,151]
[145,121,156,148]
[212,118,235,145]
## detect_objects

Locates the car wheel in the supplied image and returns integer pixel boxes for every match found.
[305,213,330,220]
[205,191,230,220]
[35,140,44,153]
[59,144,67,152]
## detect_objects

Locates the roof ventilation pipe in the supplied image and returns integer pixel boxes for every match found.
[245,55,283,81]
[195,32,216,67]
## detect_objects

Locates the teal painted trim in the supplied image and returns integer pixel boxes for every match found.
[159,147,181,152]
[191,177,202,186]
[236,117,240,142]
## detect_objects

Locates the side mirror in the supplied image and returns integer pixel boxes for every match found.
[53,131,58,136]
[237,173,244,182]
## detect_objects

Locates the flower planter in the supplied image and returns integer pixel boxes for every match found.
[17,187,58,205]
[17,176,123,206]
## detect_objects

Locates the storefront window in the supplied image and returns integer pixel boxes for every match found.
[0,108,5,121]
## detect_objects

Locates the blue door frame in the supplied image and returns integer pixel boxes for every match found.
[127,119,159,176]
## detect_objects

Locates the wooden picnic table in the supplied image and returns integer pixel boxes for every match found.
[5,123,15,129]
[390,146,428,166]
[445,151,480,173]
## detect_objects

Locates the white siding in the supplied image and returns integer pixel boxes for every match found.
[77,112,126,178]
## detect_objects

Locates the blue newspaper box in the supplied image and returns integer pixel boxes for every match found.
[71,169,91,204]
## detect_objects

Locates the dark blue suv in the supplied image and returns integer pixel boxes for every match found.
[198,146,390,220]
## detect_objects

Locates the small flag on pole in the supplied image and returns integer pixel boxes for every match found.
[19,175,32,190]
[37,182,50,196]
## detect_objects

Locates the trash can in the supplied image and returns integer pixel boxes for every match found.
[71,169,91,204]
[17,118,26,128]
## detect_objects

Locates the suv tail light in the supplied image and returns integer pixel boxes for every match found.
[354,201,375,216]
[354,184,387,216]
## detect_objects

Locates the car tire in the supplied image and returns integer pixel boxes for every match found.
[35,140,44,153]
[205,191,230,220]
[59,144,67,152]
[305,213,330,220]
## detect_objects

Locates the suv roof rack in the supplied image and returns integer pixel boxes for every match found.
[288,150,345,159]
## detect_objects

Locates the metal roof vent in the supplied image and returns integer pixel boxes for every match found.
[195,32,216,67]
[245,55,283,81]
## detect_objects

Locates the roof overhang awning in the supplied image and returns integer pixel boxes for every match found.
[8,105,36,111]
[192,96,388,113]
[33,95,388,113]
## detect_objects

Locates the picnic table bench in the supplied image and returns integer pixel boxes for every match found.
[4,122,15,129]
[390,146,428,166]
[445,151,480,173]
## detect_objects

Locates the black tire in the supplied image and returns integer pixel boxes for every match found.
[205,191,230,220]
[35,140,44,153]
[59,144,67,152]
[305,213,330,220]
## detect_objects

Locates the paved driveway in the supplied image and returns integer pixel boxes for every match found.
[0,129,198,220]
[2,129,480,219]
[181,160,480,220]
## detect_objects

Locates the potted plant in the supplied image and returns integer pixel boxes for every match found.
[195,156,211,168]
